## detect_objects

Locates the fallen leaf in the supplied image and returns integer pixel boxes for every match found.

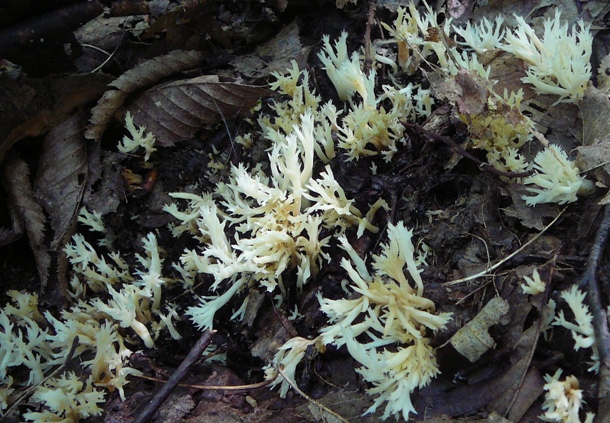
[0,77,109,164]
[34,114,88,250]
[503,185,561,231]
[125,75,271,146]
[578,85,610,147]
[229,20,311,79]
[1,154,50,288]
[85,50,204,141]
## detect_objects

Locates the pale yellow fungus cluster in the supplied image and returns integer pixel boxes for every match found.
[524,145,593,206]
[118,111,157,161]
[540,370,594,423]
[318,222,452,420]
[164,111,387,331]
[0,2,599,421]
[503,10,592,104]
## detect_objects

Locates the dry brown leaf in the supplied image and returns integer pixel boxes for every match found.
[34,114,88,250]
[415,352,535,419]
[578,85,610,147]
[520,97,580,153]
[83,152,126,216]
[297,390,377,422]
[125,76,272,146]
[0,78,109,164]
[503,185,561,231]
[0,202,22,246]
[1,154,50,288]
[576,141,610,173]
[575,140,610,203]
[454,70,490,116]
[447,0,472,20]
[85,50,204,141]
[505,362,545,421]
[488,356,542,417]
[229,20,310,79]
[155,391,196,423]
[450,297,510,363]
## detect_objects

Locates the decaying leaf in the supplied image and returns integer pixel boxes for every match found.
[85,50,203,141]
[0,202,22,246]
[576,140,610,204]
[503,185,562,231]
[450,296,509,362]
[299,390,376,423]
[575,87,610,203]
[447,0,471,20]
[576,141,610,173]
[0,77,109,164]
[125,75,272,146]
[578,85,610,147]
[83,152,125,216]
[155,391,196,422]
[229,20,311,79]
[453,70,490,116]
[34,114,88,250]
[1,154,50,288]
[488,356,543,418]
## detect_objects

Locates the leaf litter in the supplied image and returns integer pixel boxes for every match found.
[1,1,610,422]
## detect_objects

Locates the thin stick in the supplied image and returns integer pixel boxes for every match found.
[275,365,351,423]
[134,330,214,423]
[363,0,377,74]
[577,205,610,419]
[3,337,80,418]
[444,207,566,285]
[406,123,532,179]
[135,374,272,392]
[505,259,556,418]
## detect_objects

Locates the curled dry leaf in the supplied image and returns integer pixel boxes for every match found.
[35,114,88,250]
[1,154,50,288]
[85,50,203,141]
[450,296,510,362]
[125,75,272,146]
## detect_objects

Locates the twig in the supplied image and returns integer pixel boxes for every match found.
[133,330,214,423]
[3,337,80,419]
[505,259,556,419]
[405,123,532,179]
[363,0,377,74]
[275,365,351,423]
[444,207,566,285]
[577,205,610,422]
[84,31,126,74]
[134,374,272,392]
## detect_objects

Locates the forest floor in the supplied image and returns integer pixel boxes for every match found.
[2,0,610,422]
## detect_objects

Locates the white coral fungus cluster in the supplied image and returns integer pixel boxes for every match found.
[0,291,140,419]
[22,373,105,422]
[264,336,323,397]
[382,3,453,73]
[0,230,187,419]
[317,222,452,420]
[118,111,157,161]
[540,370,594,423]
[521,268,546,295]
[502,10,592,104]
[552,285,599,373]
[454,16,505,54]
[452,10,592,104]
[318,31,434,160]
[165,111,387,331]
[523,145,590,206]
